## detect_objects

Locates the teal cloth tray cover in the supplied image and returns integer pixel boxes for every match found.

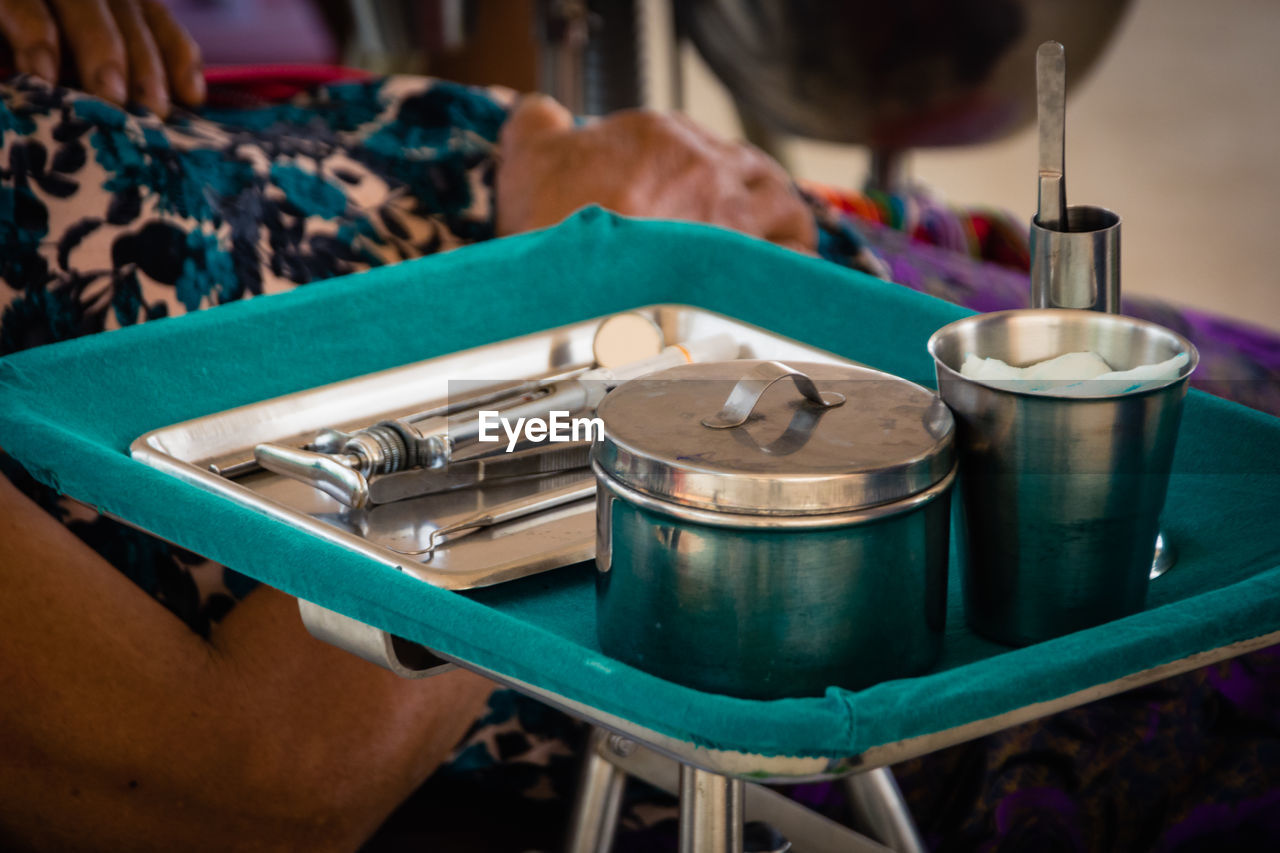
[2,207,1278,760]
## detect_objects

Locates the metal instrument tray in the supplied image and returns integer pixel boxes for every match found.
[131,305,857,590]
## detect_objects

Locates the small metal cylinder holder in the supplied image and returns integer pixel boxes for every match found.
[1030,204,1121,313]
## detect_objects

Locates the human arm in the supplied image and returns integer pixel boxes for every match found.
[0,470,494,851]
[495,94,818,253]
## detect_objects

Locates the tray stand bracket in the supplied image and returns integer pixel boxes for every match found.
[296,598,454,678]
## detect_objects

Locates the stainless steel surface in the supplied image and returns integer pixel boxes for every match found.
[256,381,593,508]
[296,599,455,678]
[592,351,956,699]
[212,376,581,481]
[677,0,1130,150]
[929,309,1198,645]
[865,149,910,196]
[679,766,743,853]
[132,305,858,590]
[390,479,596,557]
[1150,530,1176,579]
[255,443,371,508]
[1030,204,1122,313]
[538,0,590,115]
[594,462,953,698]
[368,441,591,504]
[1035,41,1068,231]
[845,768,927,853]
[537,0,643,116]
[312,427,357,454]
[1025,127,1172,578]
[565,728,627,853]
[208,457,260,478]
[250,329,735,509]
[596,360,954,516]
[700,360,845,429]
[593,459,957,532]
[577,727,893,852]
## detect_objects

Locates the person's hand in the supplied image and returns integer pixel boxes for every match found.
[0,0,204,116]
[496,94,817,253]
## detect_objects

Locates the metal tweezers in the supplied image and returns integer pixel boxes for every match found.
[385,477,596,558]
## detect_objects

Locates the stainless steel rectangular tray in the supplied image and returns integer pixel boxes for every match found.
[131,305,857,590]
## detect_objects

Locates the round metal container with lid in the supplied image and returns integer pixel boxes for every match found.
[593,359,956,699]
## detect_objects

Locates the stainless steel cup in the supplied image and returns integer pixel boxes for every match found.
[1030,204,1121,313]
[928,310,1198,645]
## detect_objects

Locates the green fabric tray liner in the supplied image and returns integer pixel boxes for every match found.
[2,207,1279,760]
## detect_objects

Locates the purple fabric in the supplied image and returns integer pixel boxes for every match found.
[860,221,1280,417]
[164,0,337,66]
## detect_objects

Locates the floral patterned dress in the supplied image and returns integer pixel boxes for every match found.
[0,73,510,632]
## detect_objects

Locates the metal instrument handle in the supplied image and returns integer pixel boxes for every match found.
[254,444,371,509]
[701,360,845,429]
[1035,40,1067,230]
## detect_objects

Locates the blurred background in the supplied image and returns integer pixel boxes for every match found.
[170,0,1280,330]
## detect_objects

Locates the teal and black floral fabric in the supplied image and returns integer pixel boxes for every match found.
[0,73,510,634]
[0,74,506,359]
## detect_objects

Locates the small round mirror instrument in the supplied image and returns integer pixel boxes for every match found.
[592,312,665,369]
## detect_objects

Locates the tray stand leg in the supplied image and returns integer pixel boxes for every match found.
[565,728,628,853]
[565,726,896,852]
[843,768,926,853]
[679,764,744,853]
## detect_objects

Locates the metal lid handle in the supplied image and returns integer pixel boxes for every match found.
[701,360,845,429]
